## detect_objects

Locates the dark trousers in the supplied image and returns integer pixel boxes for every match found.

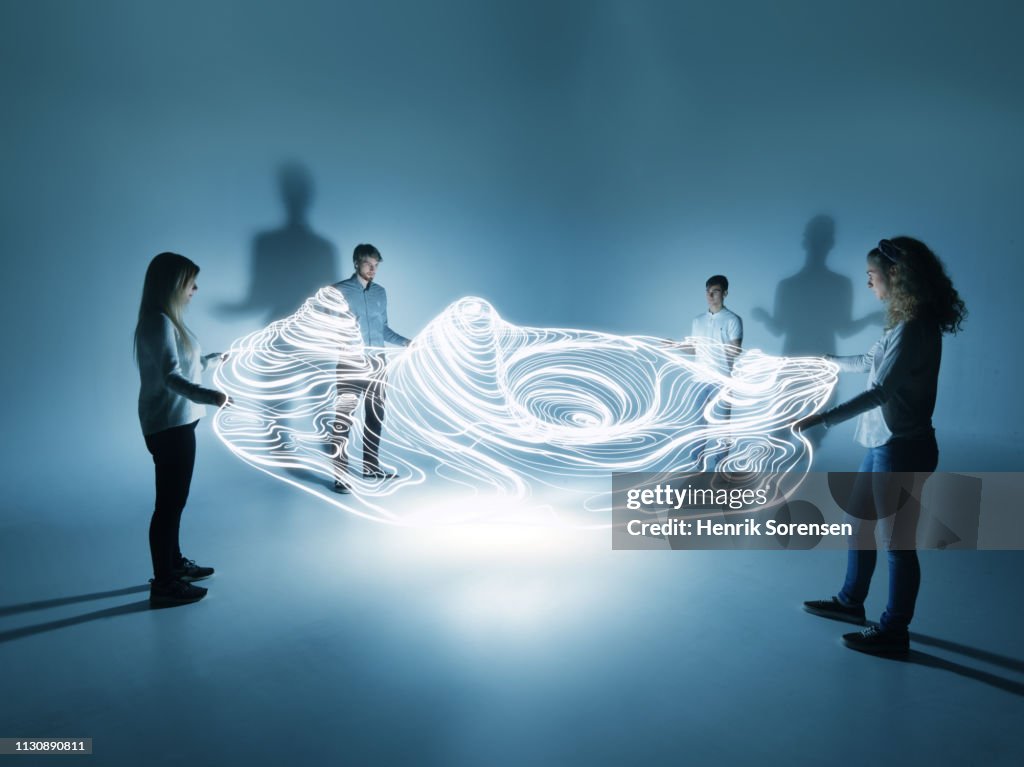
[144,420,198,583]
[837,434,939,632]
[334,357,387,477]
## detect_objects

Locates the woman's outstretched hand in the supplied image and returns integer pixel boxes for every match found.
[215,391,232,408]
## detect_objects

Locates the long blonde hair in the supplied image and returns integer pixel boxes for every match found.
[134,252,199,364]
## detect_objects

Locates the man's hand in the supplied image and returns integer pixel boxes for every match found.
[660,338,694,354]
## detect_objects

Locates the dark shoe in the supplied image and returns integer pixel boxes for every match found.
[842,625,910,657]
[803,597,866,625]
[363,469,397,480]
[174,557,214,582]
[333,480,352,494]
[150,578,207,608]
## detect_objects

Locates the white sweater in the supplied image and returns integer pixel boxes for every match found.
[137,313,222,436]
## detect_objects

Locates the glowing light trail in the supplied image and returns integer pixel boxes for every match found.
[214,289,837,525]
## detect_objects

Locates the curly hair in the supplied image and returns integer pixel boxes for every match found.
[869,236,967,335]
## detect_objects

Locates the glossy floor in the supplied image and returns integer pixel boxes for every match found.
[1,430,1021,766]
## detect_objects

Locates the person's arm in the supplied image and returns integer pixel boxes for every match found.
[380,289,412,347]
[834,281,886,338]
[670,317,700,354]
[154,316,227,406]
[384,327,412,347]
[825,350,874,373]
[754,281,788,336]
[201,352,228,371]
[726,315,743,367]
[837,310,886,338]
[750,307,779,335]
[793,337,882,431]
[660,337,694,353]
[820,325,916,428]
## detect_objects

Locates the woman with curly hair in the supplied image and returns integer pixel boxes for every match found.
[796,236,967,656]
[135,252,230,607]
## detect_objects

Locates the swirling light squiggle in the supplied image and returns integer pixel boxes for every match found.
[214,289,837,525]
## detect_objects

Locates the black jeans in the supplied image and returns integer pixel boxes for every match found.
[333,356,387,477]
[145,420,198,583]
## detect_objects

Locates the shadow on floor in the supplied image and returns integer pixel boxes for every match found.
[0,585,149,618]
[858,630,1024,696]
[0,586,153,644]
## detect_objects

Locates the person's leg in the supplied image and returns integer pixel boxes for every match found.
[703,397,732,472]
[878,435,938,632]
[838,550,877,607]
[165,421,215,580]
[804,448,880,624]
[842,434,938,653]
[333,364,369,485]
[837,448,885,607]
[145,422,197,584]
[881,548,920,633]
[694,382,719,469]
[362,367,387,473]
[173,421,198,563]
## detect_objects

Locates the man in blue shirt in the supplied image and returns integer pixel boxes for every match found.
[332,244,411,493]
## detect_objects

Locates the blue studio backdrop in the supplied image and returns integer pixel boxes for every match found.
[2,0,1022,507]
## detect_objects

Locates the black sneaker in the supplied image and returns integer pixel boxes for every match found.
[174,557,214,582]
[803,597,866,625]
[842,625,910,657]
[333,480,352,494]
[150,578,208,608]
[363,469,397,480]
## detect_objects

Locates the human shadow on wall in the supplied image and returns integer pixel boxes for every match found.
[753,215,882,356]
[752,215,883,448]
[219,162,338,326]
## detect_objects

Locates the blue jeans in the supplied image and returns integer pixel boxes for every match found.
[837,434,939,632]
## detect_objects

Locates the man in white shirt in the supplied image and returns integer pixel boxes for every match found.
[679,275,743,470]
[690,274,743,375]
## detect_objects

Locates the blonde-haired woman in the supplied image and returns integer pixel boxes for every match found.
[135,252,229,607]
[797,237,967,655]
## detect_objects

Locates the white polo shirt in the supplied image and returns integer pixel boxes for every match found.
[690,306,743,376]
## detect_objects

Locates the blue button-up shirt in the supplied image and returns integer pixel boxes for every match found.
[333,275,411,349]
